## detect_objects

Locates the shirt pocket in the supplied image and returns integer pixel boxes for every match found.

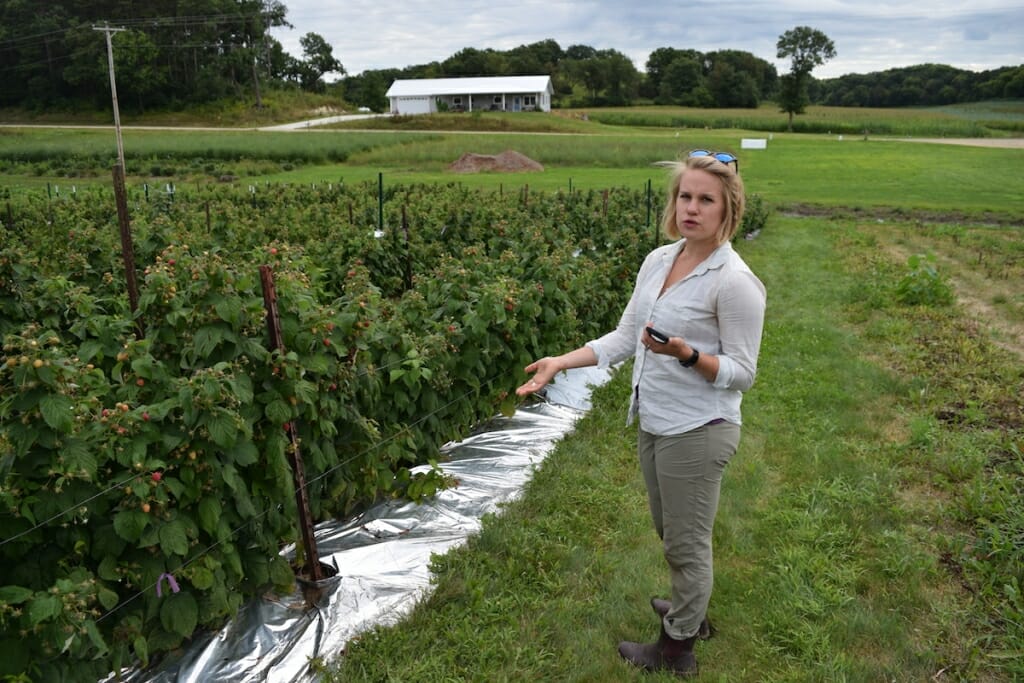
[655,290,716,340]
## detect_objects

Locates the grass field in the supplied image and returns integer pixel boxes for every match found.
[1,102,1022,679]
[2,114,1023,221]
[327,212,1024,682]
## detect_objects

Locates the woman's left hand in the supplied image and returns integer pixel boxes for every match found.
[643,324,688,360]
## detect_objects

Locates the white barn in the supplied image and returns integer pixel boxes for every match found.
[385,75,553,115]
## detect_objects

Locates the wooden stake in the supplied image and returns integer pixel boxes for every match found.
[259,265,323,586]
[112,164,143,340]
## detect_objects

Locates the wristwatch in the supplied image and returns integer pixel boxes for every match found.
[678,348,700,368]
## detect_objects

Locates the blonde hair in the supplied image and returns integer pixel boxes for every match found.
[658,154,745,244]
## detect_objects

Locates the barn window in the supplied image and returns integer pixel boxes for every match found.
[524,95,537,106]
[493,96,502,104]
[453,97,462,105]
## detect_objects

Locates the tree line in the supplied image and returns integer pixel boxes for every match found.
[0,0,1021,115]
[815,63,1024,107]
[0,0,341,111]
[340,41,783,112]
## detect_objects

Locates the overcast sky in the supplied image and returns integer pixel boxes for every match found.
[271,0,1024,80]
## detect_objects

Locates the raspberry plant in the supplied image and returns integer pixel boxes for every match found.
[0,181,654,680]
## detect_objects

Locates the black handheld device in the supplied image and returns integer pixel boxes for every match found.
[645,326,669,344]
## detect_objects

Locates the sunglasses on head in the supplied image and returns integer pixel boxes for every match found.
[688,149,739,173]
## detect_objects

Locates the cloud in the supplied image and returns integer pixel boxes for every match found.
[272,0,1024,78]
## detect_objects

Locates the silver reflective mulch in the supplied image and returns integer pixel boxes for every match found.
[104,366,614,682]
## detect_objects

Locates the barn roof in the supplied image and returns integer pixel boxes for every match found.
[386,75,552,98]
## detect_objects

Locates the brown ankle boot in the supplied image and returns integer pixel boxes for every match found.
[617,623,698,677]
[650,597,715,640]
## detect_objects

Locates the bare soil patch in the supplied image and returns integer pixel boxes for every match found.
[877,237,1024,363]
[889,137,1024,149]
[779,203,1021,228]
[448,150,544,173]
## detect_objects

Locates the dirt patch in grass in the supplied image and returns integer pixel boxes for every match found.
[448,150,544,173]
[892,137,1024,150]
[779,202,1022,228]
[877,238,1024,363]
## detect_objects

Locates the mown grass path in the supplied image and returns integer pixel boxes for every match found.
[328,216,1020,681]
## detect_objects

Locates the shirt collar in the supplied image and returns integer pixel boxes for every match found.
[666,239,733,277]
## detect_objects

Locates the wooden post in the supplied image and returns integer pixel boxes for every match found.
[259,265,323,584]
[112,164,143,340]
[377,172,384,233]
[647,179,655,250]
[646,179,652,229]
[402,205,412,291]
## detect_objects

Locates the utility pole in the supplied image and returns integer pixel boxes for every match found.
[93,24,127,172]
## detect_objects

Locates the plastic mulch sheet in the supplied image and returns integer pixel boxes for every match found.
[103,366,614,682]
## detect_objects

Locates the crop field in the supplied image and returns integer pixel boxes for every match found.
[0,104,1022,681]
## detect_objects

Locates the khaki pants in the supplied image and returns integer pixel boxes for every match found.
[638,422,741,640]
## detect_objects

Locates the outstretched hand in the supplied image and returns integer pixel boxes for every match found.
[515,357,561,396]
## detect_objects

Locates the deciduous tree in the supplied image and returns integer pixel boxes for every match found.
[776,26,835,130]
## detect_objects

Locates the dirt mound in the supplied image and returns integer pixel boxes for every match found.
[448,150,544,173]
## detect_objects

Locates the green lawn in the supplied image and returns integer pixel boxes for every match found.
[3,122,1021,221]
[326,213,1023,682]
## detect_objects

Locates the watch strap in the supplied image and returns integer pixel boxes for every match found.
[679,348,700,368]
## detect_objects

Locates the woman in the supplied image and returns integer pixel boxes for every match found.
[516,150,766,677]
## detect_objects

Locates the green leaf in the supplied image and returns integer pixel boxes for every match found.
[97,555,119,581]
[223,546,244,580]
[190,566,214,590]
[84,619,109,655]
[35,365,56,387]
[269,555,294,589]
[227,440,259,467]
[130,355,157,380]
[63,439,97,478]
[204,410,237,448]
[133,635,149,668]
[0,585,34,605]
[27,594,61,626]
[293,380,318,404]
[500,397,517,418]
[197,497,221,535]
[159,591,198,638]
[91,524,126,560]
[214,298,242,326]
[145,399,177,421]
[228,374,254,404]
[39,394,73,433]
[158,520,189,557]
[265,399,292,425]
[113,509,149,542]
[98,587,119,610]
[78,340,103,364]
[193,324,226,358]
[303,353,330,373]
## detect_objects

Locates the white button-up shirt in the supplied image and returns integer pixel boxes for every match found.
[586,240,766,435]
